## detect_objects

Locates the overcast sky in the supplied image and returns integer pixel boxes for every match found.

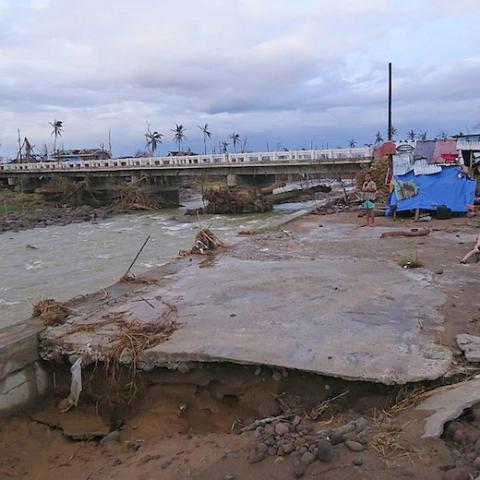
[0,0,479,157]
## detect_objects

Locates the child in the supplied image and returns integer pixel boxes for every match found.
[361,172,377,227]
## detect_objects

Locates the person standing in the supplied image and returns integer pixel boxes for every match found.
[361,172,377,227]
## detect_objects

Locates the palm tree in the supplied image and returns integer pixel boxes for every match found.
[145,127,163,156]
[437,130,448,141]
[417,131,428,141]
[171,124,186,152]
[221,141,229,153]
[374,131,383,145]
[50,119,63,153]
[198,124,211,154]
[407,130,416,142]
[230,132,240,152]
[348,139,357,148]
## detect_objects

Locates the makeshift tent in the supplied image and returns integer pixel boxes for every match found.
[387,166,476,215]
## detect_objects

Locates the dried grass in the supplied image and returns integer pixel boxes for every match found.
[32,298,71,326]
[179,228,224,256]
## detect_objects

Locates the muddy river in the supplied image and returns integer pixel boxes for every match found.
[1,201,306,328]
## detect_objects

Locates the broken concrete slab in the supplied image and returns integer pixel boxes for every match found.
[456,334,480,362]
[416,378,480,438]
[32,404,111,439]
[40,250,452,385]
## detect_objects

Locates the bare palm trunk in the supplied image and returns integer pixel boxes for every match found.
[204,136,207,155]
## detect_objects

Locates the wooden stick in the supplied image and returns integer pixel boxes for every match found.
[460,233,480,264]
[381,228,430,239]
[124,235,151,277]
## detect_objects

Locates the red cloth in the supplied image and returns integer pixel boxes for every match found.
[432,140,457,164]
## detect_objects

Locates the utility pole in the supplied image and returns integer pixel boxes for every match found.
[388,62,393,141]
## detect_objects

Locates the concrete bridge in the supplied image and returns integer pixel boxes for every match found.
[0,147,373,203]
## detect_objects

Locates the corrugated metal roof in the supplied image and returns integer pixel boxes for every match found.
[413,159,442,175]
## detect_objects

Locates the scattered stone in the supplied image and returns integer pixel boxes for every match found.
[256,443,268,454]
[435,269,444,275]
[474,439,480,454]
[291,459,306,478]
[329,430,344,445]
[100,430,121,445]
[225,475,236,480]
[281,443,295,455]
[301,451,315,466]
[254,427,264,438]
[473,456,480,470]
[254,367,262,376]
[441,467,471,480]
[275,423,290,436]
[353,457,363,466]
[452,428,469,445]
[344,440,365,452]
[456,334,480,362]
[297,420,314,433]
[315,439,333,463]
[247,450,266,464]
[268,446,278,456]
[258,398,281,417]
[356,431,369,445]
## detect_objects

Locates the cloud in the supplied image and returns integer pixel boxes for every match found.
[0,0,479,157]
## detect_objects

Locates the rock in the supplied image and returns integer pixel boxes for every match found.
[475,438,480,454]
[281,443,295,455]
[356,431,369,445]
[225,475,236,480]
[439,463,456,472]
[473,456,480,470]
[355,417,368,431]
[353,457,363,466]
[254,367,262,376]
[452,428,469,445]
[315,439,333,463]
[329,430,344,445]
[344,440,365,452]
[256,443,268,454]
[247,450,266,464]
[301,452,315,466]
[177,363,190,374]
[445,422,459,439]
[268,446,278,456]
[296,420,314,433]
[275,423,290,436]
[254,427,264,438]
[435,269,444,275]
[258,398,281,417]
[456,334,480,362]
[100,430,120,445]
[292,459,306,478]
[441,467,471,480]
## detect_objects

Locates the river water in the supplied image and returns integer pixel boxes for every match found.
[0,203,289,328]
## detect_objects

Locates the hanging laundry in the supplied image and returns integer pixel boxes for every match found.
[391,179,419,200]
[431,140,457,164]
[414,140,436,164]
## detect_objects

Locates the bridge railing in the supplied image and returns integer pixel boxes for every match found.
[0,147,372,172]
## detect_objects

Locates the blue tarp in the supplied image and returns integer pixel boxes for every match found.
[387,166,476,215]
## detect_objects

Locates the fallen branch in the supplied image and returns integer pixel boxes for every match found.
[381,228,430,239]
[460,233,480,264]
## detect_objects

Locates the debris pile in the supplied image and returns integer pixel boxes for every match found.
[32,298,71,325]
[243,414,370,477]
[179,228,224,256]
[35,176,100,207]
[189,186,273,214]
[114,178,173,210]
[355,158,391,201]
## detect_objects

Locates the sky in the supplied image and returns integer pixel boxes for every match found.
[0,0,479,158]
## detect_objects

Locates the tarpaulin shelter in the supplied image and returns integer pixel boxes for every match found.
[387,166,476,215]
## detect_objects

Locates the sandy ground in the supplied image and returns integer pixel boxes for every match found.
[2,210,480,480]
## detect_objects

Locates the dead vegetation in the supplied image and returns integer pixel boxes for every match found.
[35,176,101,207]
[32,298,71,325]
[179,227,224,256]
[200,186,272,214]
[114,177,173,210]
